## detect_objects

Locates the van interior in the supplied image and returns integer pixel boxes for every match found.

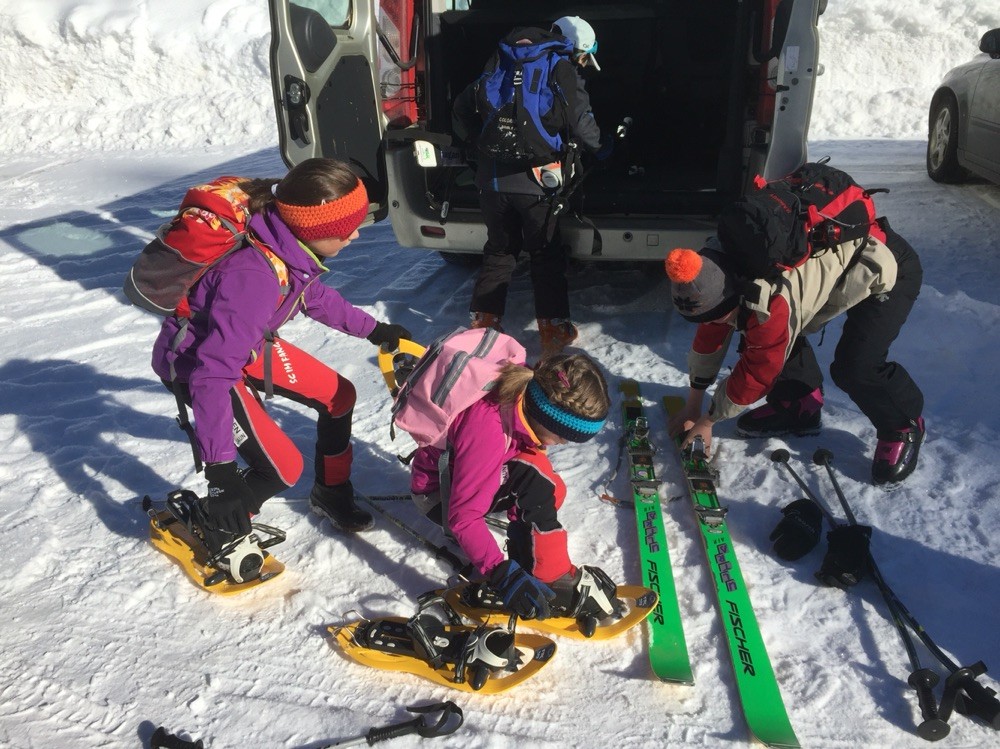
[420,0,760,218]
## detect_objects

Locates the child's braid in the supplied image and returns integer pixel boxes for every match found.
[533,354,610,419]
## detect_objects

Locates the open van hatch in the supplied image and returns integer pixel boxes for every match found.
[267,0,822,260]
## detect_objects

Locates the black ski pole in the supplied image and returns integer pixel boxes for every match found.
[811,449,949,740]
[813,449,1000,731]
[355,493,472,577]
[309,701,464,748]
[769,448,838,522]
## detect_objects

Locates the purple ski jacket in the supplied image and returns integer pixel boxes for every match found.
[410,394,544,576]
[151,206,377,464]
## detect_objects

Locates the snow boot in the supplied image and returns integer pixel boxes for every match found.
[470,311,503,331]
[872,417,925,486]
[548,565,621,636]
[310,480,374,532]
[537,318,578,358]
[735,388,823,438]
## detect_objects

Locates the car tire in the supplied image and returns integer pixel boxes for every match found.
[926,95,969,183]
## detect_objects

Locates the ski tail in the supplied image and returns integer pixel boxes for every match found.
[664,394,799,747]
[618,380,693,683]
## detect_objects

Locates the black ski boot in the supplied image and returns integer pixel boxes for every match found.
[310,480,374,532]
[735,389,823,438]
[549,565,622,637]
[872,417,925,486]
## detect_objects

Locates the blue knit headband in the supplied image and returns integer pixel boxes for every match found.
[524,379,606,443]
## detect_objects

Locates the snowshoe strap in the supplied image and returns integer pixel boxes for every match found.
[569,566,619,618]
[209,533,264,584]
[455,626,517,686]
[415,592,464,625]
[406,614,449,670]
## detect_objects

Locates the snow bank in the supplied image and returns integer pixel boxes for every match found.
[2,1,998,154]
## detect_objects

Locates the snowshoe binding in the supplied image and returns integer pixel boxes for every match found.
[142,490,286,595]
[331,595,556,694]
[442,566,657,640]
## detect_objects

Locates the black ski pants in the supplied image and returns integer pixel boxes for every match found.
[769,224,924,435]
[469,190,570,320]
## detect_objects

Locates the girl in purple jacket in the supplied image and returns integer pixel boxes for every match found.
[410,353,619,620]
[151,158,409,569]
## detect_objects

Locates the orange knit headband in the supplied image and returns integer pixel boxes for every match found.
[275,179,369,241]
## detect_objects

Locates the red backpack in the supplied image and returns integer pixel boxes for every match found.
[123,176,288,317]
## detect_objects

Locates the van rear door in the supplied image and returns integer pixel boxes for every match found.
[760,0,822,179]
[268,0,414,221]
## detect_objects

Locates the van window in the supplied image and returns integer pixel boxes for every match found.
[295,0,351,29]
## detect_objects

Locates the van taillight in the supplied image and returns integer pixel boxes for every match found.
[420,226,446,237]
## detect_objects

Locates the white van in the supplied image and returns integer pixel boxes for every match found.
[267,0,823,261]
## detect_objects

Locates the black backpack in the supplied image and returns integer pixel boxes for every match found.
[718,161,886,281]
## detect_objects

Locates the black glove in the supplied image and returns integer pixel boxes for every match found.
[203,461,254,540]
[366,321,412,350]
[815,524,872,589]
[769,498,824,561]
[489,559,555,620]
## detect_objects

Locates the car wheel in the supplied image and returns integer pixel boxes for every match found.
[926,95,968,183]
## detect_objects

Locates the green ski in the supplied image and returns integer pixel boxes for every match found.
[663,395,799,747]
[616,381,693,683]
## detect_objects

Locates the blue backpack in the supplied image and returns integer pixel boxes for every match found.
[475,31,573,164]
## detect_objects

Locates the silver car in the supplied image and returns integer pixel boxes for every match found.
[927,28,1000,185]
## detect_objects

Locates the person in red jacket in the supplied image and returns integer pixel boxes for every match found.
[665,219,925,486]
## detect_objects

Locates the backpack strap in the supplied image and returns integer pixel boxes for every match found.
[245,239,290,401]
[438,450,454,542]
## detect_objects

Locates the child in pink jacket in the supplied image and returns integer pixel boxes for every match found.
[411,352,617,620]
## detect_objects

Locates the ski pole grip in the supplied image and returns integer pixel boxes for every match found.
[908,669,951,741]
[812,448,834,466]
[365,716,424,744]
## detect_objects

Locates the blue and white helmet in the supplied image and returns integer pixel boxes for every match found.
[552,16,601,71]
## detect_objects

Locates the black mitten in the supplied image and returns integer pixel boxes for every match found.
[202,462,254,546]
[769,498,824,560]
[366,322,412,350]
[815,524,873,589]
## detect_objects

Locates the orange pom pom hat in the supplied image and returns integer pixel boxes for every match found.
[664,247,740,322]
[275,178,369,241]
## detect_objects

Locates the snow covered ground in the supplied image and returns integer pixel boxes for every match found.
[1,2,999,748]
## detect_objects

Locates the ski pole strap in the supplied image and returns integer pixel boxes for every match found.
[364,701,464,745]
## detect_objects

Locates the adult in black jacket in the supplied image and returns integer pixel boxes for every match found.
[453,16,608,357]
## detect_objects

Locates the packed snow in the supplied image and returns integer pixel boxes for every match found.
[1,2,998,748]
